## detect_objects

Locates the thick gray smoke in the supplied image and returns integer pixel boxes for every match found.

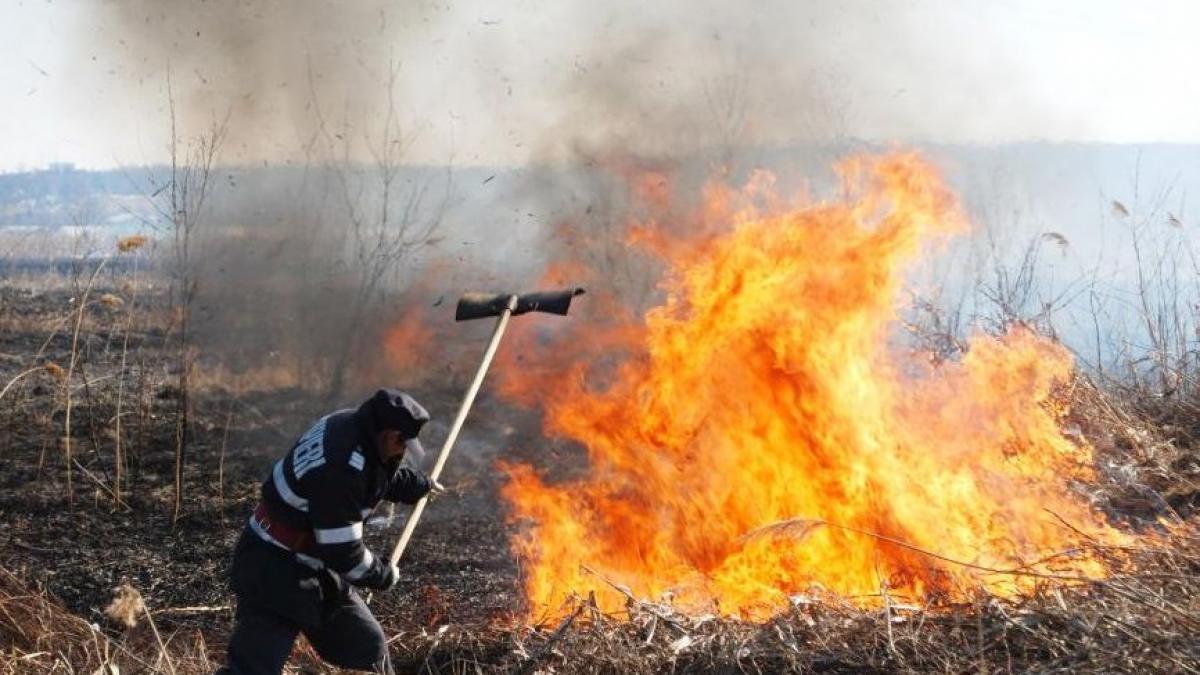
[89,1,444,166]
[84,0,1054,167]
[81,1,1183,404]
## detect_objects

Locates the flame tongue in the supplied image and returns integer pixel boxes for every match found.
[500,153,1127,621]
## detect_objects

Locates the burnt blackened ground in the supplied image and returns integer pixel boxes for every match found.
[0,436,522,634]
[0,283,536,656]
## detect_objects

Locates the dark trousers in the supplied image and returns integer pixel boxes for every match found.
[221,530,392,674]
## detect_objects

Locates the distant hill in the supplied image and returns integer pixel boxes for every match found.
[0,164,155,228]
[4,143,1196,233]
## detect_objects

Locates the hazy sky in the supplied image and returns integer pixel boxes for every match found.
[2,0,1197,171]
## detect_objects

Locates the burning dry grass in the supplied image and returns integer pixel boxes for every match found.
[417,373,1198,674]
[498,154,1146,620]
[397,524,1199,674]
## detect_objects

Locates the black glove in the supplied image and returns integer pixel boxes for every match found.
[358,561,399,591]
[385,467,434,505]
[380,562,399,591]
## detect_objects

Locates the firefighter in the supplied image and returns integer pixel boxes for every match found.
[219,389,442,674]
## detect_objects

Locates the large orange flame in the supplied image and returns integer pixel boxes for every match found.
[498,153,1129,621]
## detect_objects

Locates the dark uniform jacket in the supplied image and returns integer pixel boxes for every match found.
[232,397,432,626]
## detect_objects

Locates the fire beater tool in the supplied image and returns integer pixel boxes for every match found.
[386,287,586,568]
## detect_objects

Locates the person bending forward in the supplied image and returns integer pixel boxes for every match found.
[220,389,440,674]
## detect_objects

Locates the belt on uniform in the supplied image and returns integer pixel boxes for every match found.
[249,502,316,554]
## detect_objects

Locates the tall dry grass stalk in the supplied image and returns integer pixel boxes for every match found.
[62,257,109,505]
[113,235,146,509]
